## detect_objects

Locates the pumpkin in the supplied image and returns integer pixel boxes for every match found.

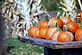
[33,28,39,38]
[48,17,63,28]
[75,28,82,41]
[57,31,74,42]
[51,31,61,41]
[46,27,58,40]
[28,26,39,37]
[80,12,82,21]
[75,22,82,41]
[77,23,80,28]
[60,16,72,24]
[76,12,82,22]
[39,27,49,39]
[66,21,79,33]
[39,20,48,28]
[46,22,62,40]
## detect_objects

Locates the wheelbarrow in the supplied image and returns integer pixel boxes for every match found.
[19,36,82,55]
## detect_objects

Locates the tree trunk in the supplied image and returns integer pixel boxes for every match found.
[0,10,7,55]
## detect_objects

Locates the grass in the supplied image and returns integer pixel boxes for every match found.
[6,37,44,55]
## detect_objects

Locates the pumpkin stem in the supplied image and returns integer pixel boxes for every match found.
[57,26,61,31]
[54,22,57,27]
[56,12,60,19]
[33,22,38,26]
[75,13,80,23]
[54,22,61,31]
[75,18,79,23]
[47,21,50,27]
[80,22,82,28]
[63,25,67,32]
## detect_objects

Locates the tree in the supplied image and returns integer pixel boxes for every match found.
[0,10,7,55]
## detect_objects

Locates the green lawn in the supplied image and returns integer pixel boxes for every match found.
[6,38,44,55]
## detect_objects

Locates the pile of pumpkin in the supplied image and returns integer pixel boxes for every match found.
[28,12,82,42]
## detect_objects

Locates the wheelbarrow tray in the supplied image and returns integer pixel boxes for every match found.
[20,36,82,49]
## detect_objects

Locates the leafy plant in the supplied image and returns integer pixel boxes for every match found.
[6,38,44,55]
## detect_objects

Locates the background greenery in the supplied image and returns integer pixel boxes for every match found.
[6,38,44,55]
[41,0,60,11]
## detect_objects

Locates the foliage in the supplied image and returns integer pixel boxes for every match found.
[56,0,82,22]
[6,38,44,55]
[2,0,47,37]
[41,0,60,11]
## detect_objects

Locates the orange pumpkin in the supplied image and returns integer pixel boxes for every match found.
[77,23,80,28]
[66,21,79,33]
[80,12,82,21]
[39,20,48,28]
[46,27,58,40]
[48,17,63,28]
[51,31,61,41]
[33,29,39,38]
[60,16,72,24]
[39,27,49,39]
[28,26,39,37]
[75,28,82,41]
[57,31,74,42]
[76,12,82,22]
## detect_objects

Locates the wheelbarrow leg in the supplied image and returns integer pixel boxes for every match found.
[62,48,82,55]
[44,47,82,55]
[44,47,48,55]
[44,47,62,55]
